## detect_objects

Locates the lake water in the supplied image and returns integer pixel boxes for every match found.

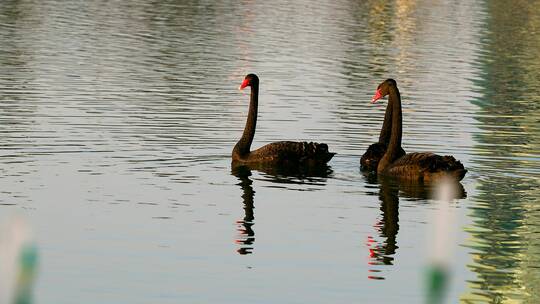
[0,0,539,303]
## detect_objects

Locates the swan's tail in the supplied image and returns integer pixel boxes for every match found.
[299,142,335,164]
[431,155,467,181]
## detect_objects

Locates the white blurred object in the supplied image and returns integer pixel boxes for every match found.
[425,177,460,304]
[430,178,459,264]
[0,215,38,304]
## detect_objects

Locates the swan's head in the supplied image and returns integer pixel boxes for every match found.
[239,73,259,90]
[371,79,397,103]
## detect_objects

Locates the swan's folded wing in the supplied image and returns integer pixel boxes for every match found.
[251,141,334,164]
[389,152,466,180]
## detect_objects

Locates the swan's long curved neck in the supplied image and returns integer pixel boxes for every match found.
[234,84,258,156]
[378,86,402,172]
[378,99,393,145]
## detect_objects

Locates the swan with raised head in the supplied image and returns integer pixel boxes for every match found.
[232,74,335,168]
[370,79,466,182]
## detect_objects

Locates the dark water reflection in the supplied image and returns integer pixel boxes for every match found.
[366,177,400,279]
[232,167,256,255]
[0,0,539,303]
[365,175,466,280]
[232,165,332,255]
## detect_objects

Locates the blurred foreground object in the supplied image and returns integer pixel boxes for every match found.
[0,215,38,304]
[426,178,460,304]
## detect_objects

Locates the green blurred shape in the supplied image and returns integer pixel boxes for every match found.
[426,264,449,304]
[14,244,38,304]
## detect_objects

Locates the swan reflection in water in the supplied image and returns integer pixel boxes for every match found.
[366,177,400,274]
[364,173,466,280]
[231,164,333,255]
[231,166,256,255]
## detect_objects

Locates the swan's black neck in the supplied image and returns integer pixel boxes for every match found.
[378,98,393,145]
[234,82,258,156]
[378,86,402,172]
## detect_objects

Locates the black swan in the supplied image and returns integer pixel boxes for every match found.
[232,74,335,167]
[360,91,406,171]
[371,79,467,182]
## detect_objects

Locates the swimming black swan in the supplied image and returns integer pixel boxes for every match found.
[360,91,405,171]
[232,74,335,167]
[371,79,466,182]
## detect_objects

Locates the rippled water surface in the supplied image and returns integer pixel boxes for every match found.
[1,0,539,303]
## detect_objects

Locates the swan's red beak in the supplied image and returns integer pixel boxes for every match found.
[239,79,250,90]
[371,89,383,103]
